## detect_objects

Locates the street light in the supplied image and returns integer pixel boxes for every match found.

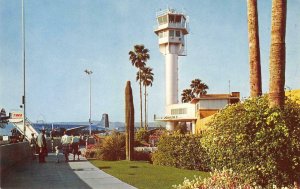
[84,69,93,136]
[22,0,26,137]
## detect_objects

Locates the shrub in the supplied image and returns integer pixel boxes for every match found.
[173,168,298,189]
[97,131,126,161]
[152,134,210,171]
[201,95,300,187]
[134,151,152,162]
[135,127,150,143]
[85,144,99,158]
[174,122,188,134]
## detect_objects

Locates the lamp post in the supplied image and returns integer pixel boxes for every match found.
[84,69,93,136]
[22,0,26,137]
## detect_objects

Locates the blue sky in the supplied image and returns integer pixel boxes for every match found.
[0,0,299,123]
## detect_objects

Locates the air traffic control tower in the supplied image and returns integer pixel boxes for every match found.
[154,8,189,130]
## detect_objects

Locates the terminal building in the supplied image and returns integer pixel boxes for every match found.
[155,92,240,134]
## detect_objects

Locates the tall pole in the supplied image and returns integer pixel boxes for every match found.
[84,69,93,136]
[22,0,26,136]
[89,73,92,136]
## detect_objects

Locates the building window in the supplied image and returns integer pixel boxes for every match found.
[171,108,187,115]
[169,15,175,23]
[169,30,174,37]
[158,15,168,25]
[175,30,181,37]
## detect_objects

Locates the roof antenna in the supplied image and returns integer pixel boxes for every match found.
[228,80,231,95]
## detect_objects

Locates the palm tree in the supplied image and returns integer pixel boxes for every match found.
[269,0,287,108]
[247,0,262,97]
[181,89,195,103]
[129,45,150,128]
[137,67,154,129]
[190,79,209,97]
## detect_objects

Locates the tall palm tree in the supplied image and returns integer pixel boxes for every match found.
[137,67,154,129]
[247,0,262,97]
[269,0,287,108]
[181,89,195,103]
[129,45,150,128]
[190,79,208,97]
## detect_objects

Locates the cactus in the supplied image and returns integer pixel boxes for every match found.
[125,81,134,160]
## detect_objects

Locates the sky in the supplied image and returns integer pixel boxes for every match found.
[0,0,299,123]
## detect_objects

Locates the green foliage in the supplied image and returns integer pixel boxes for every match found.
[135,127,150,143]
[174,122,188,134]
[97,131,126,161]
[181,79,209,103]
[173,168,297,189]
[201,95,300,187]
[152,134,210,171]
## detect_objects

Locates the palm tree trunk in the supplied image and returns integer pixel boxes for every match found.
[139,69,143,128]
[144,85,147,130]
[247,0,262,97]
[269,0,287,109]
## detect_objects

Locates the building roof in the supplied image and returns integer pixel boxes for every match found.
[190,92,240,104]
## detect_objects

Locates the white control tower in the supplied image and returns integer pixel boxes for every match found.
[154,8,189,130]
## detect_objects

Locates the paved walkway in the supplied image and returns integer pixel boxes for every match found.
[1,152,137,189]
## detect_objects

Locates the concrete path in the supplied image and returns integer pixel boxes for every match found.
[1,152,137,189]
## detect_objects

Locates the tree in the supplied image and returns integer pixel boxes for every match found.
[269,0,287,109]
[190,79,209,97]
[181,89,195,103]
[247,0,262,97]
[129,45,150,128]
[137,67,154,129]
[125,81,134,161]
[201,96,300,187]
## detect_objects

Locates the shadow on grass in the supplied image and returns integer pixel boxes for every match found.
[129,166,139,168]
[99,166,111,169]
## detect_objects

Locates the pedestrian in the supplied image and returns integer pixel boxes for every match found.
[61,131,69,162]
[55,146,60,163]
[30,133,37,160]
[37,129,47,163]
[71,134,80,161]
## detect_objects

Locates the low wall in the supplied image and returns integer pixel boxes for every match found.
[0,142,31,173]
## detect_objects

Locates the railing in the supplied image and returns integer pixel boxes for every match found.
[12,118,39,141]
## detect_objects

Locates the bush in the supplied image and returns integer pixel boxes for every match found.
[134,151,152,162]
[97,131,126,161]
[85,144,99,158]
[174,122,188,134]
[173,168,298,189]
[135,128,150,143]
[152,134,210,171]
[201,96,300,187]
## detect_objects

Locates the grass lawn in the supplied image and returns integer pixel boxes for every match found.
[90,160,209,189]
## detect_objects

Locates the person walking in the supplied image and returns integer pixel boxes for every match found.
[37,130,46,163]
[61,131,70,162]
[71,134,80,161]
[30,133,37,160]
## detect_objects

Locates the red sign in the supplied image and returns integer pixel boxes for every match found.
[11,112,23,119]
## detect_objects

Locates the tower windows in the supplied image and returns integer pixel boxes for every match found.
[169,30,175,37]
[158,15,168,25]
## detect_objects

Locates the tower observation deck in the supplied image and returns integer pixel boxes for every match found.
[154,8,189,130]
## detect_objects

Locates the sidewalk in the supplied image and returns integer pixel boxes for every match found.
[1,152,137,189]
